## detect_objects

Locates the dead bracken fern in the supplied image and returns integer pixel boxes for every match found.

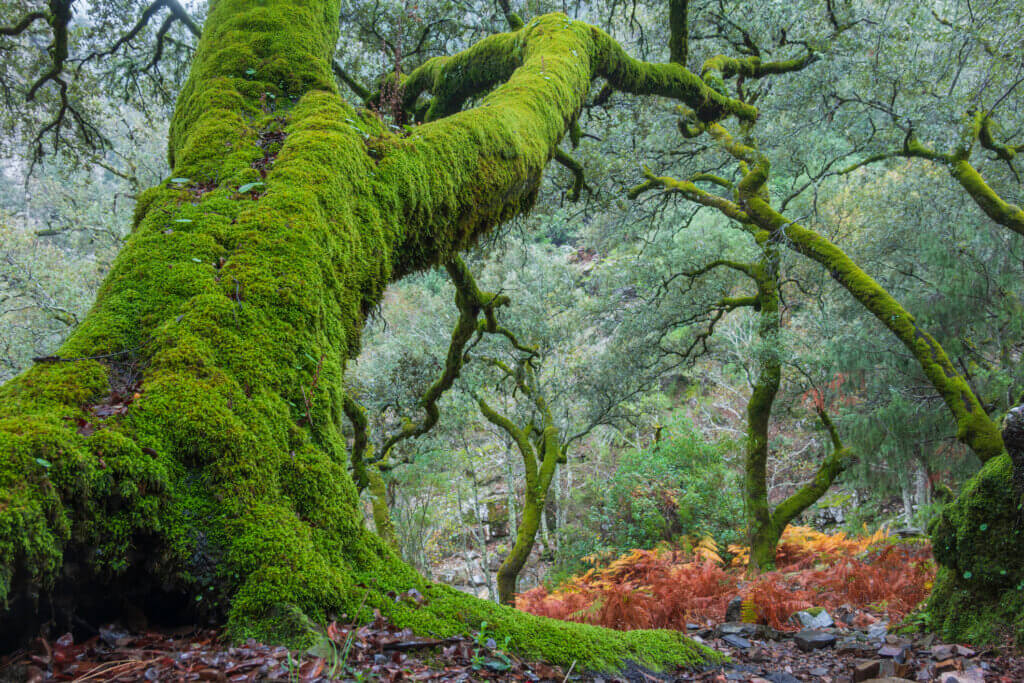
[516,528,934,631]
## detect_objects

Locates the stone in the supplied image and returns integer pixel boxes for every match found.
[764,674,800,683]
[915,633,936,650]
[939,673,984,683]
[933,659,959,674]
[721,634,752,649]
[485,500,509,538]
[838,637,878,656]
[931,644,955,660]
[469,573,487,586]
[794,629,837,651]
[795,609,834,629]
[953,645,976,658]
[866,623,889,640]
[747,645,769,662]
[718,622,764,638]
[853,660,881,682]
[809,667,829,676]
[725,596,743,622]
[877,643,912,663]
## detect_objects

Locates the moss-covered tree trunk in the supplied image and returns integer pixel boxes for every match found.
[0,0,742,670]
[742,247,850,571]
[476,372,561,605]
[927,406,1024,644]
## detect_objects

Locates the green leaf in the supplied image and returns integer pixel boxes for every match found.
[245,68,256,75]
[35,458,51,468]
[238,181,265,193]
[191,257,203,263]
[174,219,193,223]
[980,523,988,531]
[169,177,190,184]
[963,571,972,579]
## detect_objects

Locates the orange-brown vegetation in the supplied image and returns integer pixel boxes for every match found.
[516,527,934,631]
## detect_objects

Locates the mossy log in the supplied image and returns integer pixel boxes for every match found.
[0,0,736,671]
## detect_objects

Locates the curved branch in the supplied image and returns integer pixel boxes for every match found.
[0,11,48,36]
[770,408,851,527]
[332,60,371,101]
[26,0,72,102]
[553,147,589,201]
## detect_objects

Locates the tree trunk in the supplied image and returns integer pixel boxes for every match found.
[0,0,717,669]
[928,406,1024,644]
[743,251,850,571]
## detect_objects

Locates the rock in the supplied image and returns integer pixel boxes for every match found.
[717,622,767,639]
[747,645,769,662]
[721,634,751,649]
[469,573,487,586]
[853,660,882,682]
[485,500,509,538]
[809,667,829,676]
[725,596,743,622]
[877,643,912,663]
[914,632,936,650]
[866,623,889,640]
[953,645,976,657]
[686,623,701,631]
[893,526,924,538]
[763,674,801,683]
[931,644,955,660]
[794,629,837,651]
[939,673,984,683]
[933,659,959,674]
[794,608,834,629]
[839,637,879,657]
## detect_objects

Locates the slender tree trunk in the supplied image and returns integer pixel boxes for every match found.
[497,488,543,605]
[743,249,851,571]
[743,261,783,572]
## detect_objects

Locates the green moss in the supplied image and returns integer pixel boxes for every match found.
[927,454,1024,644]
[385,584,720,672]
[0,0,729,671]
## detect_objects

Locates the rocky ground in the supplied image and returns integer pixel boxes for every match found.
[0,608,1020,682]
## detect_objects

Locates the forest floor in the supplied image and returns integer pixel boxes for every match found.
[2,529,1022,682]
[1,607,1022,682]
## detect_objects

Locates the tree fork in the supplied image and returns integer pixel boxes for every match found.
[0,0,736,669]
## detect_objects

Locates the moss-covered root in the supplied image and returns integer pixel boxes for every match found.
[927,408,1024,644]
[385,584,720,673]
[227,574,719,673]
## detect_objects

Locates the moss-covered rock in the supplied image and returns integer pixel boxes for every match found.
[927,452,1024,644]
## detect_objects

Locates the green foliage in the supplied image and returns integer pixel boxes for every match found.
[553,416,742,578]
